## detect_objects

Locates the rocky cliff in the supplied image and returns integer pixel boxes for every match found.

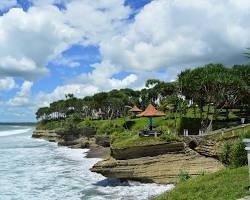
[32,129,110,158]
[32,130,61,142]
[91,146,224,184]
[195,134,239,158]
[111,142,185,160]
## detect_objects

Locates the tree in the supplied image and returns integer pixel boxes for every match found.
[179,64,246,131]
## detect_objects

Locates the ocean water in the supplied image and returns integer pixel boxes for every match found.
[0,125,174,200]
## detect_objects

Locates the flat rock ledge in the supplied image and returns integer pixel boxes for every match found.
[91,148,224,184]
[32,130,61,142]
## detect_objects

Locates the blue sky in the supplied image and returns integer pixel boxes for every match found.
[0,0,249,122]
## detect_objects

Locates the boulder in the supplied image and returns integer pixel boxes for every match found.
[95,136,110,147]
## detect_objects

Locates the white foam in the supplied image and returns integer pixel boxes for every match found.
[0,128,31,137]
[53,145,175,199]
[55,146,91,161]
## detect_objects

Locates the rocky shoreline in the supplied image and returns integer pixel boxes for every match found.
[32,129,110,159]
[32,128,227,184]
[91,145,224,184]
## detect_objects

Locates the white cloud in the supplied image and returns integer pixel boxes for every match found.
[0,0,16,10]
[109,74,138,88]
[8,81,33,106]
[99,0,250,74]
[52,54,80,68]
[0,0,131,80]
[36,84,99,107]
[0,6,79,80]
[64,0,131,45]
[29,0,71,6]
[31,0,250,108]
[0,77,16,91]
[2,0,250,121]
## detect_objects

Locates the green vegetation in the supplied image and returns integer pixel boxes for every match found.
[35,64,250,150]
[111,130,182,149]
[219,130,250,167]
[178,170,191,182]
[155,166,249,200]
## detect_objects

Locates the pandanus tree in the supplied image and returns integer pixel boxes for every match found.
[179,64,246,131]
[35,107,50,121]
[231,64,250,111]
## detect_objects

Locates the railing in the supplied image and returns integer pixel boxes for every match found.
[183,123,250,137]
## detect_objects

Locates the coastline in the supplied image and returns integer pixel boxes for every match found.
[31,128,175,199]
[32,129,110,159]
[32,128,225,184]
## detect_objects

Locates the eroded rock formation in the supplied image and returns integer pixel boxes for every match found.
[91,146,224,184]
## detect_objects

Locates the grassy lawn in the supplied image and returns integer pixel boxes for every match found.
[110,130,183,149]
[111,133,165,149]
[155,166,249,200]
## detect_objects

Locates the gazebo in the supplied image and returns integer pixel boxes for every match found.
[129,105,142,117]
[137,104,165,131]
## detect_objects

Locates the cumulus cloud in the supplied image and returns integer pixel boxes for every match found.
[2,0,250,121]
[36,84,99,107]
[31,0,250,108]
[0,0,131,80]
[63,0,131,45]
[0,6,78,80]
[8,81,33,106]
[0,77,16,91]
[0,0,16,10]
[52,54,80,68]
[99,0,250,74]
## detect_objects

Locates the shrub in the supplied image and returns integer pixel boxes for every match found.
[64,116,79,134]
[123,120,136,129]
[239,130,250,138]
[159,133,183,143]
[96,121,125,136]
[178,170,191,182]
[110,130,133,144]
[219,141,232,165]
[219,136,247,167]
[231,139,247,167]
[83,119,97,128]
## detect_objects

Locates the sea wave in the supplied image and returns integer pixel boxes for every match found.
[0,128,31,137]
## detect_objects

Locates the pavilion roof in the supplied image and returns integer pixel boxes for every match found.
[129,105,142,113]
[137,104,165,117]
[96,108,105,115]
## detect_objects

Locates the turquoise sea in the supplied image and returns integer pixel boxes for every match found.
[0,125,173,200]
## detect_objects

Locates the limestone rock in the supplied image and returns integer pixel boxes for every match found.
[32,130,61,142]
[111,142,185,160]
[195,134,239,158]
[91,148,224,184]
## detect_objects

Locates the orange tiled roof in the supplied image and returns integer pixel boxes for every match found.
[137,104,165,117]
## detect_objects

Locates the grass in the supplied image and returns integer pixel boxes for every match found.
[155,166,249,200]
[204,124,250,141]
[111,131,183,149]
[36,120,65,130]
[111,132,164,149]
